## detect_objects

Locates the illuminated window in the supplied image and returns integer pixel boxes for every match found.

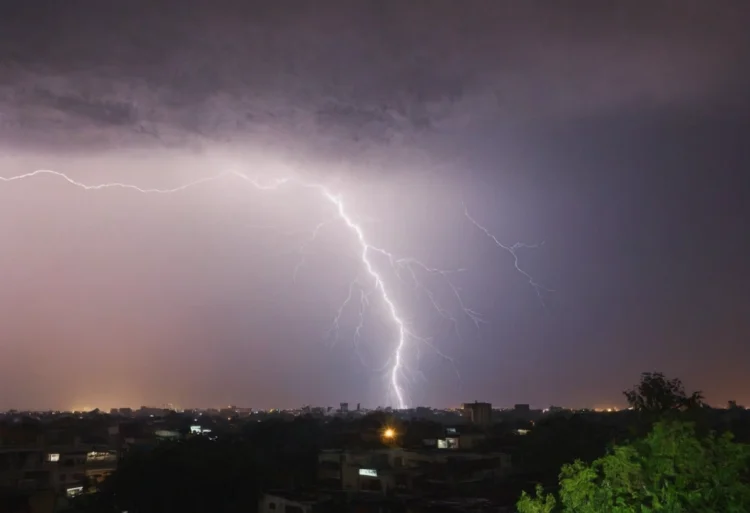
[66,486,83,498]
[47,453,60,462]
[87,451,116,462]
[437,438,459,449]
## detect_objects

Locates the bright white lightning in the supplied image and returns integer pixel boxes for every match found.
[3,169,544,409]
[318,189,410,408]
[2,169,456,409]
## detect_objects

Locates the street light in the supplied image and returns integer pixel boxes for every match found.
[383,427,395,439]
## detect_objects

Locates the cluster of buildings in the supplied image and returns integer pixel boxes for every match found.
[0,421,119,512]
[0,400,622,512]
[257,402,521,513]
[0,407,224,512]
[0,400,525,512]
[265,447,511,512]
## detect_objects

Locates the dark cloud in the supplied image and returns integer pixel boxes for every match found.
[1,0,748,155]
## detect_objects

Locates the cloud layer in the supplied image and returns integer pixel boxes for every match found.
[2,0,748,157]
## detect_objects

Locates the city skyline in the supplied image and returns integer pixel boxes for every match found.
[4,378,746,415]
[2,1,750,410]
[4,397,746,416]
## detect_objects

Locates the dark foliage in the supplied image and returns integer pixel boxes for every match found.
[623,372,703,414]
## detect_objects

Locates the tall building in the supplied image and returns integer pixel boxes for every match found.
[462,401,492,426]
[340,402,349,413]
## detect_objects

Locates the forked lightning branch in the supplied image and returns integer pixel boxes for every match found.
[1,169,542,408]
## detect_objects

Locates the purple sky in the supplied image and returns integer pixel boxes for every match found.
[1,1,749,410]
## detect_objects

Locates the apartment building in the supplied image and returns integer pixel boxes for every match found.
[318,447,511,495]
[0,443,117,497]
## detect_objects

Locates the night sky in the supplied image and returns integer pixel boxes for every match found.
[1,1,749,411]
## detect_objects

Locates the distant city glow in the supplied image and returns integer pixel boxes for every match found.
[593,406,620,413]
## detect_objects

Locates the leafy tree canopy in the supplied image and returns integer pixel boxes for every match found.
[518,421,750,513]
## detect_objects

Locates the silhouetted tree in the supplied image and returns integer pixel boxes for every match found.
[623,371,703,414]
[516,412,629,485]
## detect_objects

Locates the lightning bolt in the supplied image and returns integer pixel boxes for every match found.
[463,203,551,305]
[318,188,412,408]
[3,169,543,409]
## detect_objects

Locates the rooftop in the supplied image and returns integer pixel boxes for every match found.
[264,490,319,504]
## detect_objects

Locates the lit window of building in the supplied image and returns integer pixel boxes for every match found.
[66,486,83,498]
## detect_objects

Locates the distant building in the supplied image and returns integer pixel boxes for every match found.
[462,401,492,426]
[137,406,167,417]
[0,443,117,497]
[514,404,530,412]
[219,407,236,418]
[318,447,511,495]
[415,406,432,418]
[259,492,316,513]
[340,403,349,414]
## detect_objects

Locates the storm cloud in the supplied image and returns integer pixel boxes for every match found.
[1,0,747,158]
